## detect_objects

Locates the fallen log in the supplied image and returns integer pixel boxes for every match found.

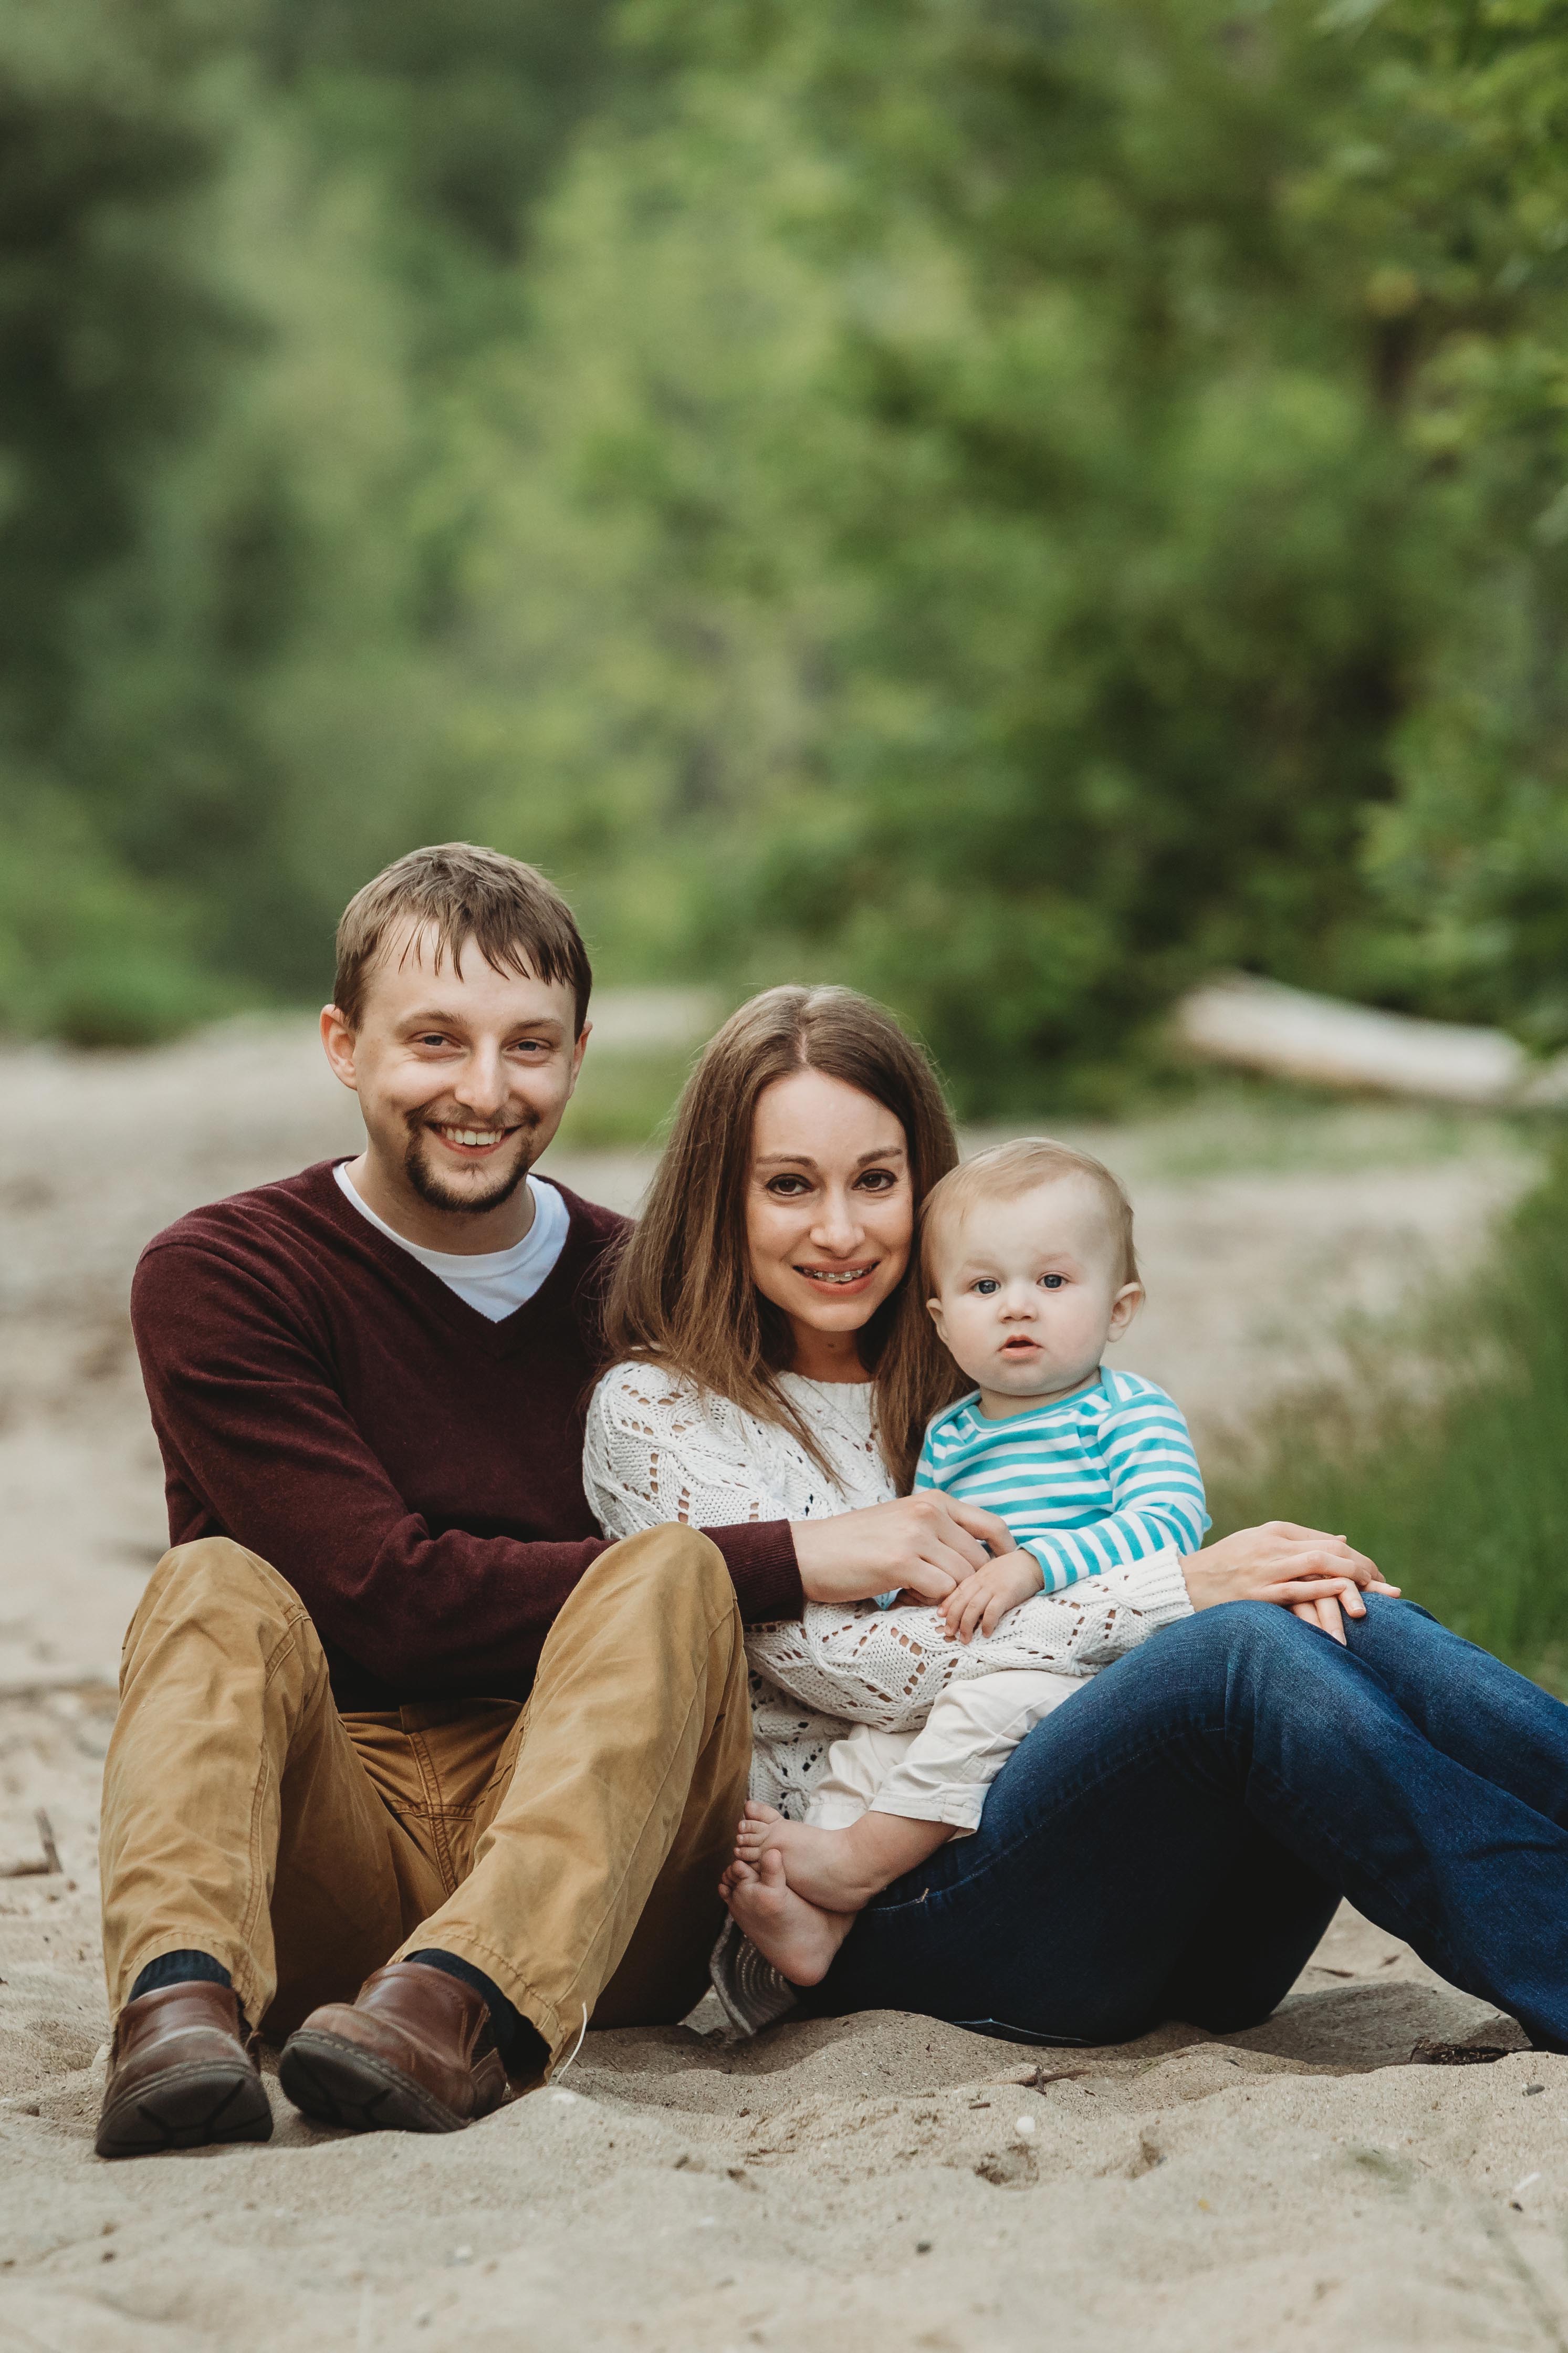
[1173,974,1568,1109]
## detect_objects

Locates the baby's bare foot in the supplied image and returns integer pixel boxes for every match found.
[734,1799,787,1863]
[759,1819,882,1909]
[724,1850,854,1988]
[747,1809,952,1910]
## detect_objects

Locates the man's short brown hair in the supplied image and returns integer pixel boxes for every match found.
[333,844,592,1033]
[921,1137,1140,1290]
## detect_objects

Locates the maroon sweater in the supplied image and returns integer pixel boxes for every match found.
[130,1160,803,1708]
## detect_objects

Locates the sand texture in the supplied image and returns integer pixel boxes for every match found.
[0,1019,1553,2350]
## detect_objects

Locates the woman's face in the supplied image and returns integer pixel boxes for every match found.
[746,1067,914,1352]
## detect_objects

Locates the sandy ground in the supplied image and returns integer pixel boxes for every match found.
[0,1018,1557,2352]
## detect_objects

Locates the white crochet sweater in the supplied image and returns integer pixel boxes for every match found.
[582,1359,1195,1816]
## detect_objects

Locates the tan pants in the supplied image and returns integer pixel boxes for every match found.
[99,1527,749,2070]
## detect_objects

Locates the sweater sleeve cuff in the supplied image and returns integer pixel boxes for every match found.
[702,1519,804,1625]
[1125,1548,1194,1629]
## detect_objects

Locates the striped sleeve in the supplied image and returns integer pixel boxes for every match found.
[914,1398,975,1491]
[1018,1390,1210,1594]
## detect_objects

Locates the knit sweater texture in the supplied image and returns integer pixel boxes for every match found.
[130,1159,802,1708]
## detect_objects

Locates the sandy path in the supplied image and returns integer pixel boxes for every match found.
[0,1021,1554,2350]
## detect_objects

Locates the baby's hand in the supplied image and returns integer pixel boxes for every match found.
[940,1551,1044,1643]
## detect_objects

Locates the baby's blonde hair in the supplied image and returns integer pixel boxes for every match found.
[920,1137,1140,1291]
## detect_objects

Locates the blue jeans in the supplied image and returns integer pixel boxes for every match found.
[800,1597,1568,2050]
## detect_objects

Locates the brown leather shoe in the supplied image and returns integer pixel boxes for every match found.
[95,1981,272,2160]
[277,1964,508,2135]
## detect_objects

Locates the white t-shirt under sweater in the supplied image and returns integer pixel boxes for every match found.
[333,1160,569,1321]
[583,1360,1194,1816]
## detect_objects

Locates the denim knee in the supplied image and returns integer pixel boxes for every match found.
[1156,1599,1305,1666]
[1142,1599,1321,1712]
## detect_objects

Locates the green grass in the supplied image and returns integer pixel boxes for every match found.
[1209,1142,1568,1681]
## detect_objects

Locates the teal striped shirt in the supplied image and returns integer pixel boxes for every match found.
[913,1367,1209,1595]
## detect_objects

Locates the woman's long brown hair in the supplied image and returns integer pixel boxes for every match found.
[603,985,966,1492]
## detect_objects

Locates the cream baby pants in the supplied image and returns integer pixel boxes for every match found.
[806,1670,1082,1837]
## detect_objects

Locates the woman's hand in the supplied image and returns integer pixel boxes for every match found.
[1184,1522,1399,1639]
[791,1494,1017,1607]
[1292,1594,1351,1644]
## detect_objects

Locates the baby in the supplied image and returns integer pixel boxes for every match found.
[723,1137,1209,1985]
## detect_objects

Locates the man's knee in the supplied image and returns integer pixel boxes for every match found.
[127,1537,302,1656]
[140,1535,289,1606]
[593,1524,733,1611]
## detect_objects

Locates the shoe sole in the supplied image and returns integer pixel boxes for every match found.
[277,2029,467,2135]
[95,2059,274,2160]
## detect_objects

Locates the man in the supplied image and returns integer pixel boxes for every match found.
[98,842,998,2158]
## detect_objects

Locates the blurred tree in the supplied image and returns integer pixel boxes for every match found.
[2,0,628,1027]
[8,0,1568,1092]
[600,0,1470,1106]
[1315,0,1568,1050]
[258,0,620,271]
[477,0,1568,1107]
[0,0,245,1038]
[443,84,859,970]
[0,0,239,736]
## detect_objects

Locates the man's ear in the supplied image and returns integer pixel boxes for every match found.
[320,1004,360,1094]
[1106,1280,1144,1341]
[565,1017,592,1099]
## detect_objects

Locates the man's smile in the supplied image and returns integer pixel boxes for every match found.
[399,1105,539,1216]
[427,1122,520,1157]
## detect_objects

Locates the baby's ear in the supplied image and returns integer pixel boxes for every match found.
[1109,1280,1144,1336]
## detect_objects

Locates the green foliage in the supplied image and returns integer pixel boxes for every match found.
[260,0,620,269]
[1210,1144,1568,1679]
[0,0,623,1038]
[0,0,242,738]
[0,0,245,1039]
[0,780,223,1045]
[581,0,1568,1106]
[6,0,1568,1082]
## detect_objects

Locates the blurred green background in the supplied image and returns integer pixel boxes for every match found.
[7,0,1568,1112]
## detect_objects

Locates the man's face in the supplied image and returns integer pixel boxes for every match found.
[321,922,588,1223]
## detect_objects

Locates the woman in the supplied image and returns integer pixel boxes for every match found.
[585,985,1568,2050]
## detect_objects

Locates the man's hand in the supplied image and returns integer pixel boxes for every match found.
[1184,1522,1399,1626]
[940,1549,1046,1644]
[791,1494,1018,1608]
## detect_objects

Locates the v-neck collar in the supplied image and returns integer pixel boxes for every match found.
[313,1159,587,1358]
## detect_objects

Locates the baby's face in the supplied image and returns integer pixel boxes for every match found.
[926,1176,1143,1417]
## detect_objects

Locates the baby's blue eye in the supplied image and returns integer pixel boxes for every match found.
[973,1277,1000,1295]
[1040,1274,1065,1290]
